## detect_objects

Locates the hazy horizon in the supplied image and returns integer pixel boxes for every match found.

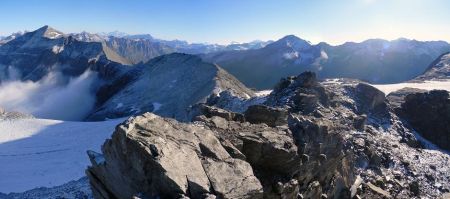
[1,0,449,45]
[3,25,450,46]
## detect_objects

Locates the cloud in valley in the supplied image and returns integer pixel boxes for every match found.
[0,69,98,121]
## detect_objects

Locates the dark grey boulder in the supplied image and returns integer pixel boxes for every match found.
[244,105,288,127]
[400,90,450,150]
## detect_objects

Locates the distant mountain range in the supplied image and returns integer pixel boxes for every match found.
[1,28,273,65]
[2,27,449,89]
[203,35,450,89]
[70,30,273,64]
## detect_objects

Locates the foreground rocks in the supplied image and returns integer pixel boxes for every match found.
[399,90,450,151]
[87,72,450,199]
[86,113,263,199]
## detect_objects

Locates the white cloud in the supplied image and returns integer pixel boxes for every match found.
[0,70,98,121]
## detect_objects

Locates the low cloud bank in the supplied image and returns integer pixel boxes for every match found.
[0,70,98,121]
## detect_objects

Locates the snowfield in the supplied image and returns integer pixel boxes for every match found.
[253,80,450,98]
[254,90,272,97]
[372,80,450,94]
[0,118,124,193]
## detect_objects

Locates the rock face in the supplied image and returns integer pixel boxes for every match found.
[244,105,288,127]
[87,72,450,199]
[87,53,254,121]
[86,113,263,199]
[400,90,450,150]
[387,87,427,111]
[103,36,175,64]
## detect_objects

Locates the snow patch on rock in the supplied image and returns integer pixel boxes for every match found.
[283,51,299,60]
[152,102,162,112]
[52,45,64,54]
[115,103,123,109]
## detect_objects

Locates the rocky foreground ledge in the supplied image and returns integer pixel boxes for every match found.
[86,72,450,199]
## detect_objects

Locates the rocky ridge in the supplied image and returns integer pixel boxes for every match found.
[87,53,255,121]
[415,52,450,81]
[87,72,450,199]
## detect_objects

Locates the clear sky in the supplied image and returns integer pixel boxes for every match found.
[0,0,449,45]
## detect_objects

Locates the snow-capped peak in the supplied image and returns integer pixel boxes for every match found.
[266,35,312,51]
[281,35,312,49]
[70,31,105,42]
[35,25,65,39]
[97,31,129,38]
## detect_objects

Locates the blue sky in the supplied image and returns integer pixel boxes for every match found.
[1,0,449,44]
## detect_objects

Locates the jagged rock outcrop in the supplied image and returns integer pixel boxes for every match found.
[86,113,263,199]
[87,72,450,199]
[205,90,267,113]
[244,105,288,127]
[399,90,450,150]
[188,104,245,123]
[386,87,427,111]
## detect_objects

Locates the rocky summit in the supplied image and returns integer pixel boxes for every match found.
[87,72,450,199]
